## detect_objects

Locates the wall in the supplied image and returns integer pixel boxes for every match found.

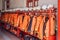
[0,0,2,10]
[0,0,58,10]
[10,0,57,8]
[38,0,58,8]
[10,0,26,9]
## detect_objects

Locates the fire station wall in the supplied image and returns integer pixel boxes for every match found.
[10,0,57,8]
[0,0,2,10]
[38,0,57,8]
[10,0,26,8]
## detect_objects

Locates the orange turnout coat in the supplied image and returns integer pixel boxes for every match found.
[4,13,9,22]
[10,14,14,25]
[38,15,45,40]
[21,14,30,32]
[13,14,18,27]
[19,14,24,28]
[49,15,55,35]
[45,15,55,39]
[2,14,5,21]
[34,15,43,33]
[8,14,12,23]
[30,16,37,35]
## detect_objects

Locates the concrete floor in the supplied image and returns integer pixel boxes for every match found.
[0,29,20,40]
